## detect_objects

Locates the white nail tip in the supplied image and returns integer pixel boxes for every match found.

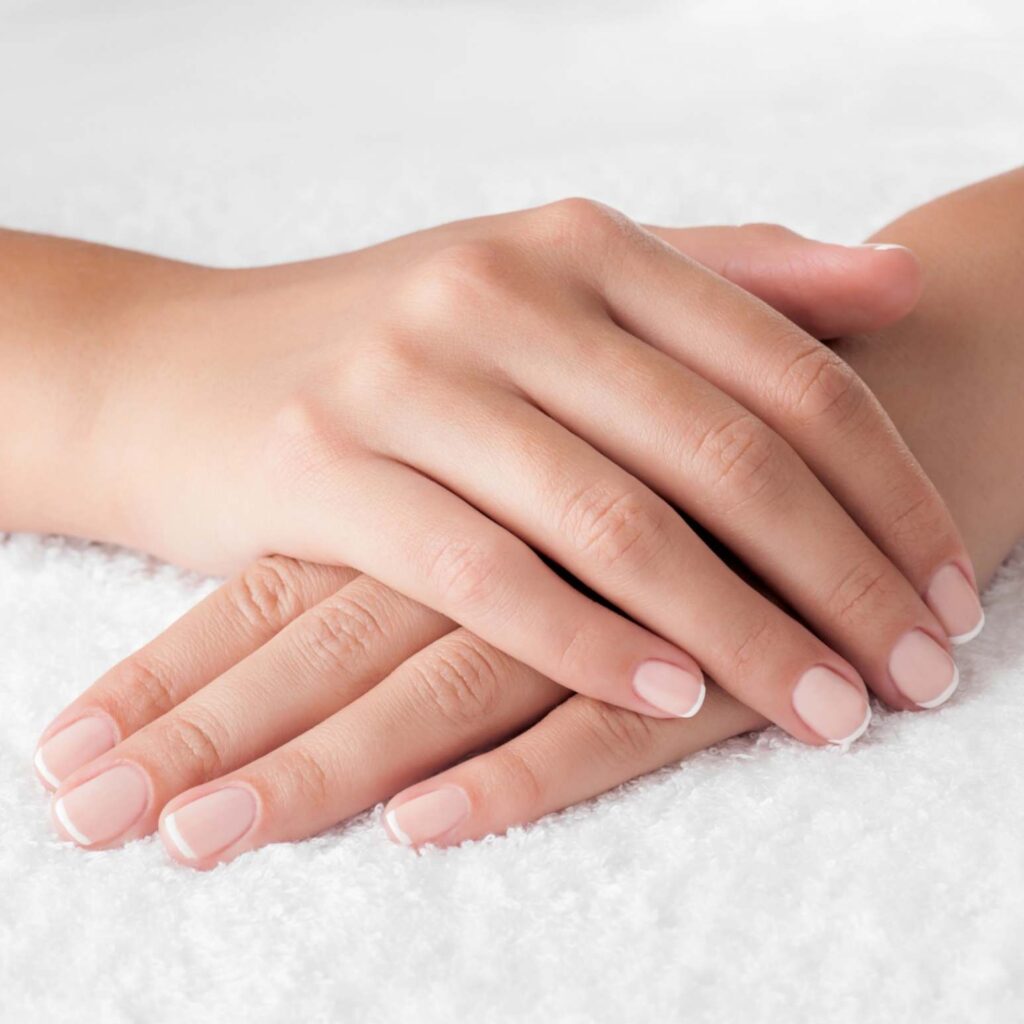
[949,611,985,646]
[830,703,873,753]
[916,663,960,710]
[54,798,92,846]
[679,682,706,719]
[34,749,60,788]
[385,809,413,847]
[858,243,906,251]
[162,812,200,860]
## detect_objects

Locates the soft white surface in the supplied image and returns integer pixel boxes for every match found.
[1,2,1023,1020]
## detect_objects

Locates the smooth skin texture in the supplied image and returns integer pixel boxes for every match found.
[0,208,971,748]
[29,164,1024,862]
[27,227,931,858]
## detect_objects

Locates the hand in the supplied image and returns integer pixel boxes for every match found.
[23,206,975,748]
[35,228,972,862]
[41,555,763,862]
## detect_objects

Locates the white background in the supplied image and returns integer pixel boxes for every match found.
[1,2,1023,1021]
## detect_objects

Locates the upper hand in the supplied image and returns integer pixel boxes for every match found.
[116,201,973,742]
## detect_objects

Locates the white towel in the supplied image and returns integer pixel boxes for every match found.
[2,2,1022,1020]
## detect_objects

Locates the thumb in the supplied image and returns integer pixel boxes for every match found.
[645,223,922,339]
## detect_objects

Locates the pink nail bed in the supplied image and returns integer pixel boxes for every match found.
[52,763,148,846]
[925,564,984,645]
[889,629,959,709]
[162,787,257,862]
[35,715,117,788]
[385,785,471,847]
[792,666,871,750]
[632,659,706,718]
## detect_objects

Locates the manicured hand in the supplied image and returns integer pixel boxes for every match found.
[70,207,975,744]
[34,229,982,862]
[43,558,764,862]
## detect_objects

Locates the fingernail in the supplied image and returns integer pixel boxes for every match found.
[925,563,984,645]
[889,629,959,709]
[792,666,872,750]
[857,243,910,252]
[385,785,470,847]
[162,786,257,862]
[35,715,117,788]
[52,764,148,846]
[632,659,706,718]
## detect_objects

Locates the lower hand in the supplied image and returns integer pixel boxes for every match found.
[45,556,765,862]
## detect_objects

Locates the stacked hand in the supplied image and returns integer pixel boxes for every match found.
[25,203,986,866]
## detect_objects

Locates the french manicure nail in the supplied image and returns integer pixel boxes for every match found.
[35,715,117,787]
[385,785,471,847]
[925,563,985,645]
[889,629,959,708]
[52,763,148,846]
[792,666,872,750]
[632,659,706,718]
[162,786,257,862]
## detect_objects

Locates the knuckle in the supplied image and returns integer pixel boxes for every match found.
[425,535,507,613]
[886,485,951,552]
[278,743,332,809]
[296,587,388,675]
[727,616,776,677]
[105,654,180,721]
[573,697,659,765]
[159,709,227,781]
[825,559,894,625]
[398,241,507,322]
[345,328,427,398]
[488,744,545,809]
[776,345,868,428]
[738,221,796,243]
[558,482,670,576]
[532,197,626,250]
[695,412,793,514]
[232,556,306,633]
[413,635,505,728]
[555,620,606,682]
[263,395,344,491]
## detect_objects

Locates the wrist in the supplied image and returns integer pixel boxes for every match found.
[0,230,217,545]
[841,169,1024,585]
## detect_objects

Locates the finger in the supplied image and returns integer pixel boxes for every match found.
[494,311,955,713]
[553,201,980,648]
[48,575,451,849]
[33,556,353,789]
[277,457,709,720]
[376,385,874,743]
[646,223,923,337]
[156,628,564,868]
[382,685,766,848]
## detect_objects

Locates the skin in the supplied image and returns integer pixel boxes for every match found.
[0,205,971,746]
[14,169,1024,865]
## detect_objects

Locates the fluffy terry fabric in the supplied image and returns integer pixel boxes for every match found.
[1,2,1023,1021]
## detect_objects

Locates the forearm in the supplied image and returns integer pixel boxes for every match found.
[843,167,1024,586]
